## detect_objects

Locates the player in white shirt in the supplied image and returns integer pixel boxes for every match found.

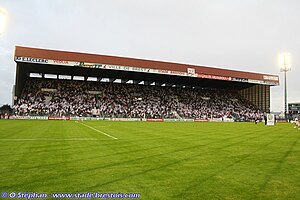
[294,117,300,129]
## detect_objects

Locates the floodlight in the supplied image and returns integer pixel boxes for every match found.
[278,52,291,120]
[279,52,291,72]
[0,8,7,35]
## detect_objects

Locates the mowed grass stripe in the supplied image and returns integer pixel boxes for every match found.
[1,121,300,199]
[0,121,57,174]
[172,133,293,199]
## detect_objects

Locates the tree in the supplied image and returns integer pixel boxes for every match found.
[0,104,13,115]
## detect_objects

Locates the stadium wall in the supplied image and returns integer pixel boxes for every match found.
[239,85,270,112]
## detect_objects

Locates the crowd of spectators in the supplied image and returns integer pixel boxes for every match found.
[13,78,264,120]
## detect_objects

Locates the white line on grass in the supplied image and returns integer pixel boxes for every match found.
[0,138,100,141]
[75,121,118,140]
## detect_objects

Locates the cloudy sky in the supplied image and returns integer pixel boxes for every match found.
[0,0,299,111]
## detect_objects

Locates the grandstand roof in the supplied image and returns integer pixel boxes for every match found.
[13,46,279,97]
[15,46,279,85]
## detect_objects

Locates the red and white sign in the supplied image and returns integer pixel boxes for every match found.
[111,118,141,121]
[146,118,164,122]
[194,119,209,122]
[263,75,279,81]
[187,68,197,76]
[52,60,69,65]
[198,74,232,81]
[48,116,70,120]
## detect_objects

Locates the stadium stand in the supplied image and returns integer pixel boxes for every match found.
[13,78,264,120]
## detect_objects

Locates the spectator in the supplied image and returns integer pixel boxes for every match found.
[13,78,264,121]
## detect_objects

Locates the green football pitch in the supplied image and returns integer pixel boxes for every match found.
[1,120,300,199]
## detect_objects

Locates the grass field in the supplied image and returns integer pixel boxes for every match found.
[0,120,300,200]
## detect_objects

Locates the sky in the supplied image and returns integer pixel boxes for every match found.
[0,0,299,111]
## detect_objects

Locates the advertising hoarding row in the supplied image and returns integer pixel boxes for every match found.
[10,116,236,122]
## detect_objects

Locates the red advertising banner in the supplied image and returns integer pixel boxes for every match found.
[198,74,232,81]
[194,119,209,122]
[48,116,70,120]
[146,118,164,122]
